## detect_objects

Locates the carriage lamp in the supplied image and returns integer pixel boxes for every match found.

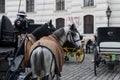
[106,6,112,27]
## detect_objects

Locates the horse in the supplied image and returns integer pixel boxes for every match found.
[29,24,81,80]
[20,21,56,68]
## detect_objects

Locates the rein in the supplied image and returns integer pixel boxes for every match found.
[58,31,81,45]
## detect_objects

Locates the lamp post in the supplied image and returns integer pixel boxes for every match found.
[106,6,112,27]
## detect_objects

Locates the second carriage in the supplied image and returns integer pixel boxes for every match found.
[93,27,120,75]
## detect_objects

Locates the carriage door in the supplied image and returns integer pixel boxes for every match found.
[56,18,65,29]
[84,15,94,34]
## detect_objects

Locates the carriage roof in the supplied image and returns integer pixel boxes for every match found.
[0,15,14,39]
[97,27,120,45]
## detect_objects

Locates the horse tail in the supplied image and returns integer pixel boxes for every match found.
[30,46,44,77]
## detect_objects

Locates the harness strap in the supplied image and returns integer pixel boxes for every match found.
[50,55,55,80]
[68,31,81,43]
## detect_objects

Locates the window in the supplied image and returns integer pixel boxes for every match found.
[84,0,94,6]
[26,0,34,12]
[56,0,65,11]
[84,15,94,34]
[56,18,65,29]
[0,0,5,13]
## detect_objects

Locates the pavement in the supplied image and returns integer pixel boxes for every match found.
[60,54,120,80]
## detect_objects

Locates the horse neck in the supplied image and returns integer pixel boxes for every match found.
[56,27,69,46]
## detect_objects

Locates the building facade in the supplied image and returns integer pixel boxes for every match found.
[0,0,120,35]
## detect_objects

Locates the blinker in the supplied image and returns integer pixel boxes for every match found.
[71,31,76,37]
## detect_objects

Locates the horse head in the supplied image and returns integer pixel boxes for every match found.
[53,24,81,49]
[67,24,81,49]
[47,20,56,32]
[32,22,55,40]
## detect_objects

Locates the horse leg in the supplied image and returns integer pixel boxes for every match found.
[41,75,49,80]
[86,46,88,53]
[56,75,60,80]
[38,76,42,80]
[89,47,91,54]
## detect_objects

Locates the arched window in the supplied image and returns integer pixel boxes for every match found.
[56,18,65,29]
[0,0,5,13]
[26,0,34,12]
[84,0,94,6]
[56,0,65,11]
[84,15,94,34]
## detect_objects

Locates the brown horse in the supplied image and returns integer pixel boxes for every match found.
[20,34,36,67]
[21,22,56,68]
[29,24,82,80]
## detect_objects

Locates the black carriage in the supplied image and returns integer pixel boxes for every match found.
[0,15,55,80]
[93,27,120,75]
[0,14,84,79]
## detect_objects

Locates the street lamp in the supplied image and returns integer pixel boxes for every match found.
[106,6,112,27]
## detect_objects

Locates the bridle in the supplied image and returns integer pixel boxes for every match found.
[67,31,81,44]
[58,30,81,45]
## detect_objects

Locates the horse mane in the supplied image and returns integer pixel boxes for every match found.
[32,23,52,40]
[53,28,65,40]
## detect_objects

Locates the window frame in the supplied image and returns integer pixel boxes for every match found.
[56,18,65,29]
[84,15,94,34]
[84,0,94,7]
[0,0,5,13]
[26,0,34,12]
[56,0,65,11]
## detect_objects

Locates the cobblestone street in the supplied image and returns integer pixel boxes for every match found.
[60,54,120,80]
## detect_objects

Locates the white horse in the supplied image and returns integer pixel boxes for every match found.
[30,24,81,80]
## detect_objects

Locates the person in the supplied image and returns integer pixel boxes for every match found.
[86,39,93,53]
[14,11,29,34]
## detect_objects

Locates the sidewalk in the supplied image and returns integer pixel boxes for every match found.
[60,54,120,80]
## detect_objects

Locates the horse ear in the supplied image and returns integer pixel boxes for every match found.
[70,24,74,30]
[70,24,77,32]
[48,20,56,31]
[49,19,52,25]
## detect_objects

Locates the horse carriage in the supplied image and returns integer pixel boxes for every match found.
[0,15,55,80]
[0,14,84,80]
[93,27,120,75]
[63,39,85,63]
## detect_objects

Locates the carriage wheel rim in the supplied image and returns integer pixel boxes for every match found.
[76,49,84,63]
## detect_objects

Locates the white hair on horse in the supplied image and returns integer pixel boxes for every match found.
[53,26,81,47]
[30,24,81,80]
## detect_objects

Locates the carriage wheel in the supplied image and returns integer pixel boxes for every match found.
[63,48,70,61]
[76,48,85,63]
[94,47,98,76]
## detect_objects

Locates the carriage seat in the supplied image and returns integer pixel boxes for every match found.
[97,27,120,54]
[99,42,120,53]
